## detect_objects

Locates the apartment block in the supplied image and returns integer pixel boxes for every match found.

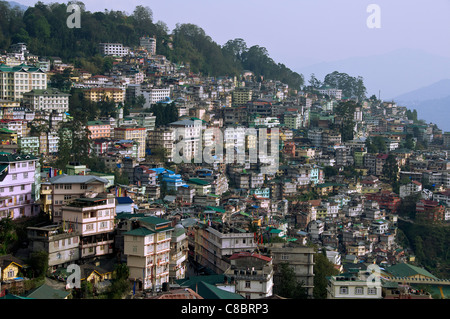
[98,43,130,57]
[114,126,146,160]
[60,194,116,260]
[0,153,39,220]
[22,88,70,113]
[0,64,47,100]
[193,222,257,274]
[124,216,174,291]
[48,175,109,224]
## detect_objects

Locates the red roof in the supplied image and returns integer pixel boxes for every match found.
[229,251,272,262]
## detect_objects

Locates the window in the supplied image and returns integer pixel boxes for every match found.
[355,287,364,295]
[80,184,87,190]
[245,281,251,288]
[64,184,72,190]
[9,186,14,192]
[339,287,349,294]
[12,174,17,180]
[368,288,377,295]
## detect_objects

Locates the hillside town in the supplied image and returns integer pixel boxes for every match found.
[1,35,450,301]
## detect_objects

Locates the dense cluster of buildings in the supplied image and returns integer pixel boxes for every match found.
[0,38,449,300]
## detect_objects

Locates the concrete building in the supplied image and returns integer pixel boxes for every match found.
[0,153,40,220]
[124,216,174,291]
[98,43,130,57]
[22,88,70,113]
[0,64,47,100]
[267,242,315,298]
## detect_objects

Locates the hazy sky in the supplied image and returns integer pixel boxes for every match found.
[15,0,450,70]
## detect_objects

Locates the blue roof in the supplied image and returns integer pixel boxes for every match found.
[116,197,134,204]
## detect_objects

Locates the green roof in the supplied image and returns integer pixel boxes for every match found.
[188,178,211,186]
[205,206,226,213]
[385,263,439,280]
[194,281,244,299]
[24,284,71,299]
[0,153,37,163]
[124,227,155,236]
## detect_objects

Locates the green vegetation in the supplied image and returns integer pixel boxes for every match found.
[0,2,303,89]
[323,71,367,100]
[275,262,308,299]
[398,220,450,278]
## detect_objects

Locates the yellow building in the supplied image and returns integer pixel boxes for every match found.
[114,126,146,159]
[83,87,125,104]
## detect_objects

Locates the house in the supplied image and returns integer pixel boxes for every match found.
[0,255,24,282]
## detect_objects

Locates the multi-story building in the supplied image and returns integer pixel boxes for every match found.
[232,87,252,106]
[139,36,157,55]
[0,64,47,100]
[147,126,176,162]
[114,126,146,160]
[169,119,203,162]
[317,85,342,100]
[124,216,174,291]
[18,136,39,156]
[86,121,111,140]
[169,224,189,282]
[138,87,171,107]
[27,224,81,271]
[193,221,258,274]
[327,270,382,299]
[60,193,116,260]
[224,251,274,299]
[98,43,130,57]
[48,175,109,224]
[284,111,303,130]
[267,242,315,298]
[83,87,125,104]
[22,88,70,113]
[0,153,40,220]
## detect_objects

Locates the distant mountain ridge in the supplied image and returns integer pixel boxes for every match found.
[6,1,28,11]
[393,79,450,131]
[296,48,450,100]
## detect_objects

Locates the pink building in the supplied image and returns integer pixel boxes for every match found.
[0,153,39,220]
[86,121,111,140]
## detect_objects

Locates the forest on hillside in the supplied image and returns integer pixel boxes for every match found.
[0,1,304,89]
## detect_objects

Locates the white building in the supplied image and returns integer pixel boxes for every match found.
[22,88,70,113]
[138,87,171,107]
[140,36,156,55]
[98,43,130,57]
[327,271,382,299]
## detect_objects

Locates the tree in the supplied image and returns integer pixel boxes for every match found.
[276,263,308,299]
[308,73,322,89]
[28,251,49,278]
[382,154,399,185]
[323,71,366,100]
[334,100,358,141]
[313,250,339,299]
[0,217,17,255]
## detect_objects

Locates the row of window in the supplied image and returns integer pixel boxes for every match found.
[0,185,27,192]
[339,286,378,295]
